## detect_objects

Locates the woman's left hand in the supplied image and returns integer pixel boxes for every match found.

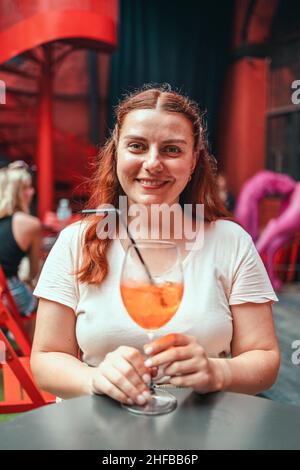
[143,333,223,394]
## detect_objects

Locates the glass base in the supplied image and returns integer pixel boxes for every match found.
[121,388,177,416]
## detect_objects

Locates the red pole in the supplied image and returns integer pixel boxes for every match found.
[36,44,54,220]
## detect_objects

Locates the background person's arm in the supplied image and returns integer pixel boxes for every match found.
[27,218,42,284]
[14,213,42,286]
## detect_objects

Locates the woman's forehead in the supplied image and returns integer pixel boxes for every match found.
[120,109,194,139]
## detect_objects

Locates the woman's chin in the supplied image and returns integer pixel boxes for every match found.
[134,194,171,205]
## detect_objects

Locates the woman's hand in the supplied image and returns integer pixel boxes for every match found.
[143,334,223,394]
[91,346,157,405]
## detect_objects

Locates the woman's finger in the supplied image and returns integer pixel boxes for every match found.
[169,371,211,391]
[164,358,201,376]
[99,362,151,405]
[92,373,134,405]
[111,355,150,391]
[144,333,191,356]
[119,347,152,384]
[145,345,192,368]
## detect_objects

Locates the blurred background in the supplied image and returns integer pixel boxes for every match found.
[0,0,299,409]
[1,1,299,211]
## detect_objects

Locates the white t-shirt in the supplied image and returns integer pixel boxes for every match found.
[33,219,278,379]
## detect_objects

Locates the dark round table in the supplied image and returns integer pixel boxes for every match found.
[1,388,300,450]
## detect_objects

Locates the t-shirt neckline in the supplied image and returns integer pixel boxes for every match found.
[116,236,200,267]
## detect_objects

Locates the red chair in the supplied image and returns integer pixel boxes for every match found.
[0,265,36,355]
[260,233,300,287]
[0,265,37,324]
[0,297,31,357]
[0,329,55,413]
[287,232,300,283]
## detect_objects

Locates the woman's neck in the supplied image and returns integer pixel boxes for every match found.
[125,205,203,243]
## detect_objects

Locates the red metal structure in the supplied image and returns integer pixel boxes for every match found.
[218,0,279,197]
[218,0,300,285]
[0,329,55,413]
[0,0,118,219]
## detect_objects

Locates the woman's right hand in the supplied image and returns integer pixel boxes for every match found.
[91,346,154,406]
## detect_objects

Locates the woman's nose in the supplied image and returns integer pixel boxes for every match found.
[143,149,163,173]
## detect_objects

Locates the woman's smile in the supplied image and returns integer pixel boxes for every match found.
[135,177,171,190]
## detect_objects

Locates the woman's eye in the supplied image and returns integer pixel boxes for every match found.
[128,143,145,151]
[164,146,181,154]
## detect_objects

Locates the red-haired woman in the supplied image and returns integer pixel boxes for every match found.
[31,85,280,406]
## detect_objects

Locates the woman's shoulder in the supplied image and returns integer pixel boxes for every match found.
[58,220,88,245]
[13,211,41,232]
[208,219,252,246]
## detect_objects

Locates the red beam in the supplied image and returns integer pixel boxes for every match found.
[36,45,54,219]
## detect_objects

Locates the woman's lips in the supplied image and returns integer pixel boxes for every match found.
[136,178,170,189]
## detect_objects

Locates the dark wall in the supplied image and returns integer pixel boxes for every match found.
[108,0,234,154]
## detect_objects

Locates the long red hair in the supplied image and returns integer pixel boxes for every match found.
[77,84,232,285]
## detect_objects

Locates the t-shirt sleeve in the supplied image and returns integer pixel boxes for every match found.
[229,238,279,305]
[33,227,79,311]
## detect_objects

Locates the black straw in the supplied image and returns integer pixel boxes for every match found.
[81,209,155,285]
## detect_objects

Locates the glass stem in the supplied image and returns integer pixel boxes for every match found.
[147,331,155,394]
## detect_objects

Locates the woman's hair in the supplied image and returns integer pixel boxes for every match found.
[77,84,232,285]
[0,166,32,218]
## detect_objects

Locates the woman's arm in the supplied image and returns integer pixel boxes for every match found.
[31,298,155,404]
[143,302,280,395]
[13,213,42,284]
[211,301,280,395]
[27,218,42,283]
[30,298,95,399]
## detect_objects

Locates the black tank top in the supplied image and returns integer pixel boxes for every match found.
[0,215,27,278]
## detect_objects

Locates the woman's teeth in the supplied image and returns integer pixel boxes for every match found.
[138,179,167,187]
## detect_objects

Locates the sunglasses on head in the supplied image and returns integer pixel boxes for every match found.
[8,160,30,171]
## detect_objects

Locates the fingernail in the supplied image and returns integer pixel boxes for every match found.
[144,347,153,355]
[143,391,152,401]
[145,359,152,367]
[137,395,146,405]
[143,374,151,384]
[127,398,134,405]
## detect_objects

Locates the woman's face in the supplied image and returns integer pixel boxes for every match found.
[116,109,196,207]
[21,179,35,210]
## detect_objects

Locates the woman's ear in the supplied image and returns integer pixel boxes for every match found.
[112,125,119,150]
[191,151,198,173]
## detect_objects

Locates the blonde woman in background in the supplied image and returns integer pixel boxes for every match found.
[0,162,41,337]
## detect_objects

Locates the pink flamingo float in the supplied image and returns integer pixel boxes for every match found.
[256,182,300,291]
[234,170,296,242]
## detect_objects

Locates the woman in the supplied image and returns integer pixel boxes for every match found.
[0,162,41,334]
[31,85,280,407]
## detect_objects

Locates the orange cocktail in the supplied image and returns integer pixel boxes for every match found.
[120,281,184,330]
